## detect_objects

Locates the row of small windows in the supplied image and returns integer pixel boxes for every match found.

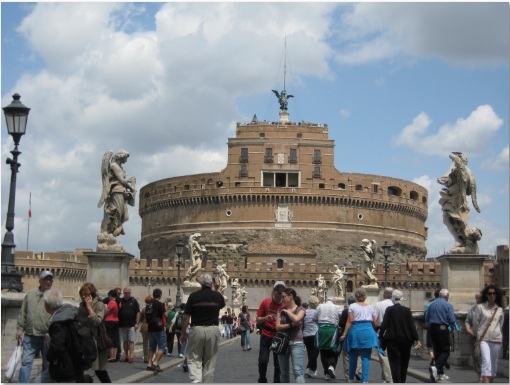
[240,148,321,164]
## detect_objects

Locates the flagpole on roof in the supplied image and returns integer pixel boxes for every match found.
[26,192,31,250]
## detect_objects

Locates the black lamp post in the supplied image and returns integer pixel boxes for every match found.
[2,94,30,292]
[175,239,184,307]
[381,241,391,288]
[342,271,349,298]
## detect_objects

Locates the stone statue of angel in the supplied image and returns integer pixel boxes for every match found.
[360,239,378,286]
[438,152,482,254]
[183,233,207,285]
[97,150,136,251]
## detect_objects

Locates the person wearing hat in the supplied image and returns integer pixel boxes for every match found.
[16,270,54,383]
[256,280,286,383]
[378,289,422,383]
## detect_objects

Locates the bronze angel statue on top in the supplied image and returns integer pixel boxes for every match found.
[97,150,136,251]
[272,89,294,111]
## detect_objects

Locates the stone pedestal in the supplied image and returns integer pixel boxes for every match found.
[363,286,380,307]
[1,292,25,375]
[84,251,134,298]
[279,111,289,122]
[437,254,488,312]
[182,285,201,304]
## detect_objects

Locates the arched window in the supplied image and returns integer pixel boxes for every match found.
[410,191,419,200]
[387,186,403,197]
[338,183,346,190]
[355,184,363,191]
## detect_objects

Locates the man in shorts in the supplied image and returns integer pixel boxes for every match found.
[145,289,168,372]
[118,287,140,363]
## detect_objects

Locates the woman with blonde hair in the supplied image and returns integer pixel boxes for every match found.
[340,287,380,383]
[77,282,111,382]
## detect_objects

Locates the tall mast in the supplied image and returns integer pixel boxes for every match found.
[283,37,287,92]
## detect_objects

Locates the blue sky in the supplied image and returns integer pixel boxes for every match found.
[1,2,508,260]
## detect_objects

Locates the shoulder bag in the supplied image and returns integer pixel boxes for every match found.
[270,307,299,355]
[97,322,114,351]
[474,308,497,358]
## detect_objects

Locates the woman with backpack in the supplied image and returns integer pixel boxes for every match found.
[77,282,112,383]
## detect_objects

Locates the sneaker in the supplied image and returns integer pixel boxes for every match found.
[179,353,184,358]
[191,380,201,383]
[327,366,336,380]
[325,374,331,381]
[128,356,134,363]
[146,365,154,371]
[166,352,172,357]
[429,366,437,383]
[122,356,129,362]
[438,374,450,381]
[152,364,163,372]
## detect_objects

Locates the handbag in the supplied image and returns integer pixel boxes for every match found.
[97,322,114,351]
[270,332,290,354]
[5,340,22,382]
[474,308,498,358]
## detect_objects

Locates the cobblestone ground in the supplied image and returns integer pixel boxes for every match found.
[141,333,421,383]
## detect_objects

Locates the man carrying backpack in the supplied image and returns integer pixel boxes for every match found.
[145,289,168,372]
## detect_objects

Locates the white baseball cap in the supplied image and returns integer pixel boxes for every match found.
[39,270,53,279]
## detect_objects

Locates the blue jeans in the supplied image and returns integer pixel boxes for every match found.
[240,329,251,347]
[348,348,372,383]
[19,335,48,383]
[225,324,232,338]
[278,342,305,383]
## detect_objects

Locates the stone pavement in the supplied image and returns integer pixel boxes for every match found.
[14,334,509,383]
[106,335,508,383]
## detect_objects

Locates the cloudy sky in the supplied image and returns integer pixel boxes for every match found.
[1,2,508,260]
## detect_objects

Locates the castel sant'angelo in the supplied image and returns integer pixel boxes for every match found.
[138,88,429,270]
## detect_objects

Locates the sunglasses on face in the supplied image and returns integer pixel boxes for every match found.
[487,292,496,295]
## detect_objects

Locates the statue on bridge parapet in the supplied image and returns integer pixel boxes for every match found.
[97,149,136,252]
[213,263,229,297]
[329,264,346,299]
[183,233,206,287]
[438,152,482,254]
[361,239,378,288]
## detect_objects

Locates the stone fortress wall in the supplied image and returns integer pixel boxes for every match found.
[14,246,507,309]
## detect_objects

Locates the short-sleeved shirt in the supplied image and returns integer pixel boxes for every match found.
[146,299,166,332]
[118,297,140,328]
[280,306,305,342]
[104,299,119,322]
[257,297,285,338]
[185,286,226,326]
[348,302,375,322]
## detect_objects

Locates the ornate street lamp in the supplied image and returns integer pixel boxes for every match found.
[2,93,30,292]
[381,241,391,288]
[175,239,184,306]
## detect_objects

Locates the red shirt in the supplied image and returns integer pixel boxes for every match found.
[257,296,285,338]
[104,299,119,322]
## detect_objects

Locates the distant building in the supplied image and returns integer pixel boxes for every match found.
[139,112,428,267]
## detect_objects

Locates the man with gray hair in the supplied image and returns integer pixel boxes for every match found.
[180,273,226,383]
[373,287,394,383]
[425,288,456,382]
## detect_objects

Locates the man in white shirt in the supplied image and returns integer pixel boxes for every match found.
[374,287,394,383]
[313,297,342,381]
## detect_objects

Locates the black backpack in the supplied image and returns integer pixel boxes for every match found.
[66,317,97,370]
[174,311,184,331]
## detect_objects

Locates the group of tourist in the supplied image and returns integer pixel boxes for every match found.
[14,269,506,384]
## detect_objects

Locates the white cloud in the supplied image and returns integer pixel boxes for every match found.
[339,109,350,118]
[335,3,508,66]
[483,146,509,170]
[393,105,503,157]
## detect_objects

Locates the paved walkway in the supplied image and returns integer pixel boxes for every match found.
[108,335,507,383]
[15,334,509,383]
